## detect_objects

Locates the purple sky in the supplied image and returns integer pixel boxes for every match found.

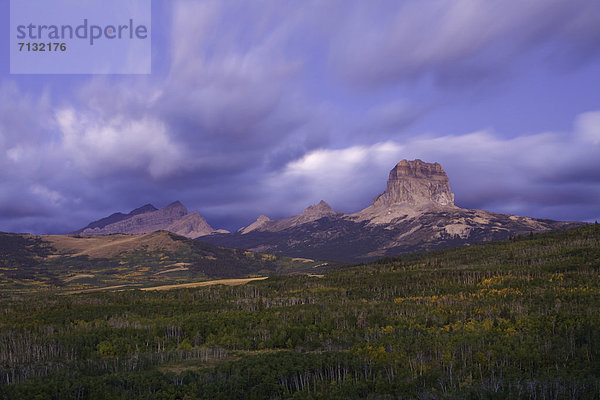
[1,0,599,234]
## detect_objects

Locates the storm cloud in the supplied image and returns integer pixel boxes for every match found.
[0,0,599,233]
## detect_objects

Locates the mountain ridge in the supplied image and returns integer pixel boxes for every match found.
[75,201,226,239]
[73,203,158,234]
[73,159,582,261]
[202,159,581,261]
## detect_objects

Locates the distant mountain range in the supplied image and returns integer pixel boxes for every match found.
[202,160,579,261]
[73,201,228,238]
[74,159,581,262]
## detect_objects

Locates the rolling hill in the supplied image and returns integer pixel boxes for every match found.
[0,231,328,295]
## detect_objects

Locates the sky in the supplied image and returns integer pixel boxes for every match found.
[0,0,599,234]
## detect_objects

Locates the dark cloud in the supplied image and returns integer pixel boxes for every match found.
[328,0,600,88]
[262,112,600,226]
[1,1,599,234]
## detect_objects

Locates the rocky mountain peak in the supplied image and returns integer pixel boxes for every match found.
[301,200,335,218]
[238,201,339,235]
[372,159,455,208]
[163,201,188,214]
[255,215,271,223]
[167,211,215,238]
[130,204,158,214]
[202,159,579,262]
[78,201,218,238]
[239,215,271,235]
[72,203,159,234]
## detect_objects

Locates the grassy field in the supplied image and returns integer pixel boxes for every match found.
[44,233,186,258]
[140,277,269,291]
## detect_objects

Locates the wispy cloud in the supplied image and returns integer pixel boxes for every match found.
[329,0,600,87]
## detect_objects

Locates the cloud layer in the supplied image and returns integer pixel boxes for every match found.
[1,0,599,233]
[269,111,600,222]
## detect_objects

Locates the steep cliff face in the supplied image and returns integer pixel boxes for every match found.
[372,159,455,208]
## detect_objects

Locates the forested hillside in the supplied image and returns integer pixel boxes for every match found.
[0,224,599,399]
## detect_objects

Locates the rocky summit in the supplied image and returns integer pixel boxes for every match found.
[240,200,342,234]
[76,201,223,239]
[373,159,454,208]
[202,159,580,262]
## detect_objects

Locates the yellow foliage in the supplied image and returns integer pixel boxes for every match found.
[556,286,600,295]
[381,325,394,335]
[549,273,564,282]
[473,287,522,298]
[478,275,510,287]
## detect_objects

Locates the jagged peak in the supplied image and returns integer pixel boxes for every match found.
[186,211,207,221]
[76,201,224,239]
[165,200,185,208]
[167,211,215,238]
[256,215,271,222]
[130,204,158,215]
[239,214,272,234]
[301,200,334,215]
[162,201,188,214]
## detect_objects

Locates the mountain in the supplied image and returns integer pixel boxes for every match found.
[202,159,580,262]
[372,159,454,208]
[72,204,158,233]
[76,201,225,239]
[239,215,271,234]
[240,200,342,234]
